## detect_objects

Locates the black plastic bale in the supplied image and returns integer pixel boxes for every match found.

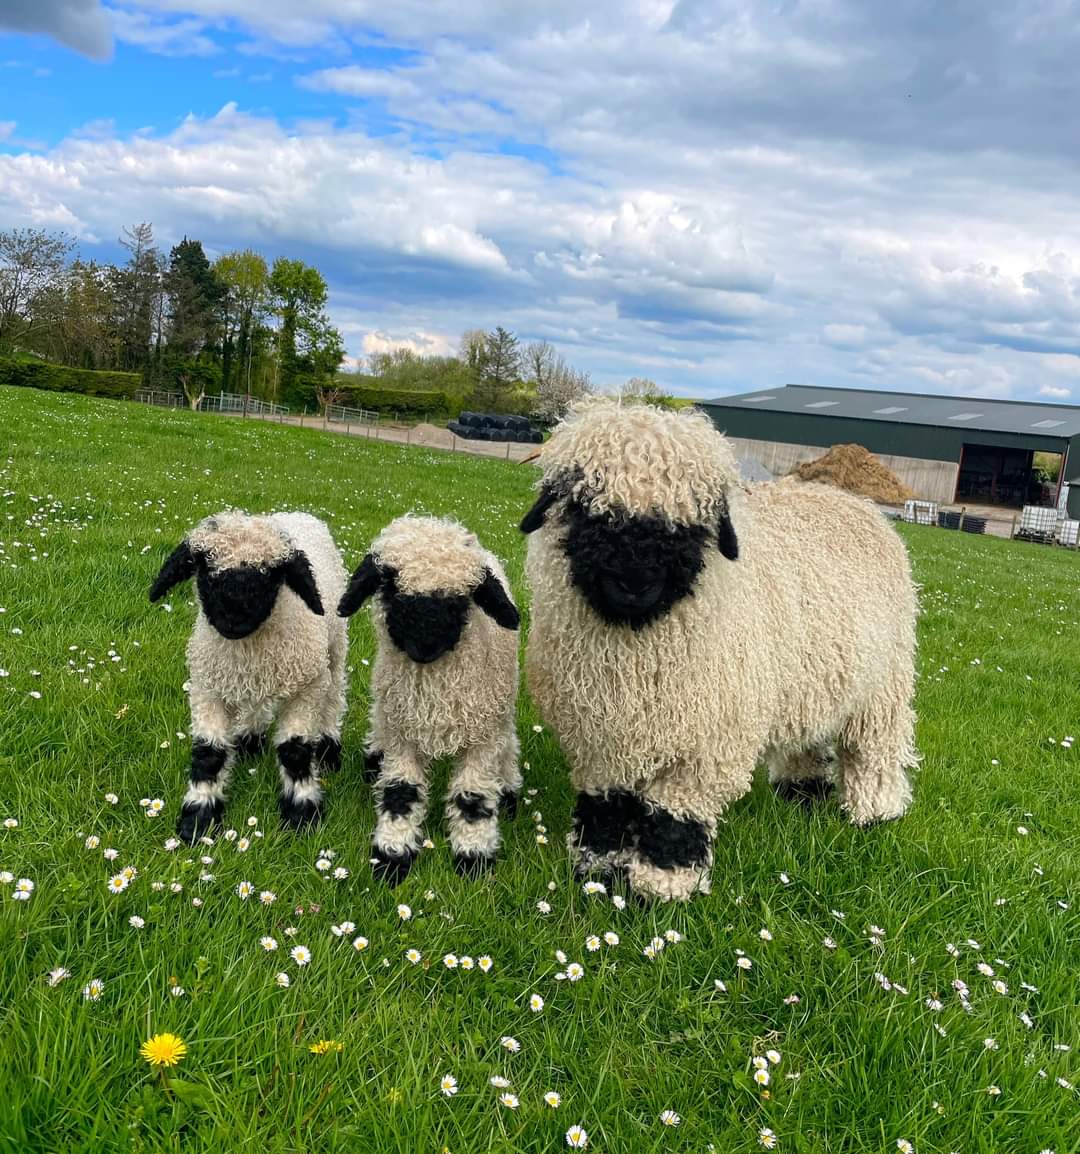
[937,511,961,530]
[459,411,480,427]
[515,429,532,443]
[530,430,544,444]
[961,516,987,535]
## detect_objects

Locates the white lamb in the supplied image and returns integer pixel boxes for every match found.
[338,515,522,884]
[149,510,348,842]
[520,399,919,901]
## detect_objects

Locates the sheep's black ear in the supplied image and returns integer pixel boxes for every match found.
[717,509,739,561]
[149,540,196,602]
[283,552,324,616]
[338,553,382,617]
[472,569,520,630]
[519,484,560,534]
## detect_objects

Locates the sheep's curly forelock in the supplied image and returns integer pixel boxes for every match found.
[189,511,294,571]
[371,515,486,596]
[537,398,741,525]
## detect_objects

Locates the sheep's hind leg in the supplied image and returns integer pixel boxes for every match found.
[233,702,273,763]
[836,696,916,826]
[447,732,514,877]
[768,742,836,805]
[568,789,643,880]
[371,747,428,885]
[497,716,523,820]
[177,692,235,843]
[314,629,348,772]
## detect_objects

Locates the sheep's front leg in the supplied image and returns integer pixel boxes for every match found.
[178,689,235,843]
[275,678,330,831]
[447,728,515,877]
[371,743,428,885]
[568,789,643,879]
[362,697,387,786]
[313,627,348,772]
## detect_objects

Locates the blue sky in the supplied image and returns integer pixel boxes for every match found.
[3,1,1080,400]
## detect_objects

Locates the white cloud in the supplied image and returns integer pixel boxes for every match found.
[0,0,112,58]
[1039,384,1072,398]
[107,7,219,55]
[360,329,455,358]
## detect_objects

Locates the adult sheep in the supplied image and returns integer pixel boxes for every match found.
[520,399,918,902]
[149,511,348,842]
[338,515,522,883]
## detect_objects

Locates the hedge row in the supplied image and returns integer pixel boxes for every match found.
[336,385,450,417]
[0,358,141,399]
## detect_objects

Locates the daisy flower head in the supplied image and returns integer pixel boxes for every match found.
[259,936,278,952]
[759,928,773,941]
[754,1068,770,1087]
[530,993,545,1012]
[612,894,626,910]
[752,1056,769,1070]
[501,1035,521,1053]
[170,985,185,998]
[537,900,552,914]
[140,1033,187,1068]
[236,880,254,899]
[659,1110,681,1127]
[352,936,369,952]
[440,1074,458,1097]
[604,931,620,946]
[237,837,250,852]
[12,877,34,901]
[896,1141,913,1154]
[759,1128,778,1149]
[566,962,585,981]
[107,874,129,894]
[737,956,753,970]
[544,1091,562,1108]
[259,890,276,905]
[977,962,994,976]
[585,935,601,952]
[443,953,459,969]
[121,865,137,881]
[129,915,145,929]
[499,1092,519,1109]
[47,967,70,987]
[766,1049,782,1066]
[105,793,119,805]
[664,929,683,943]
[405,948,422,964]
[478,956,493,973]
[583,880,606,896]
[566,1125,588,1148]
[397,904,412,920]
[315,857,332,872]
[992,980,1008,995]
[274,972,290,988]
[290,945,311,966]
[85,835,100,849]
[460,956,475,971]
[489,1075,511,1088]
[332,867,349,880]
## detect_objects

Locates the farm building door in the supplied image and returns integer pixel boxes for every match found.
[955,444,1041,507]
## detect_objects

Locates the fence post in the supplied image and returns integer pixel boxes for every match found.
[1009,514,1017,539]
[505,441,511,460]
[958,506,966,533]
[407,427,411,446]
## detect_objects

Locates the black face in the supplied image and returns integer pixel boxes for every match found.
[383,569,470,664]
[197,563,285,640]
[562,498,710,629]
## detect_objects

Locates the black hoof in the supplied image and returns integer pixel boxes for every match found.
[314,736,342,771]
[177,802,221,844]
[279,796,322,831]
[499,790,519,820]
[363,749,384,785]
[234,731,268,760]
[453,852,496,879]
[371,847,415,886]
[774,777,835,806]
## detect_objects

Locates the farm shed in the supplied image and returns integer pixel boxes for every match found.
[700,384,1080,512]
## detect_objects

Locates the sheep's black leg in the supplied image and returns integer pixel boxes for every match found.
[277,737,323,830]
[569,789,643,878]
[371,766,428,886]
[234,731,268,761]
[498,788,519,820]
[314,735,342,772]
[448,790,501,877]
[625,803,713,902]
[177,739,233,843]
[363,748,384,785]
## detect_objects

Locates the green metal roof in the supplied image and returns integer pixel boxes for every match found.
[704,384,1080,440]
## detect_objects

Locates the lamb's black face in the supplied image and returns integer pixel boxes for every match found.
[383,570,469,664]
[197,564,284,640]
[562,499,710,629]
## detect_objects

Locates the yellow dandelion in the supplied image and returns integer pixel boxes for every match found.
[309,1039,344,1055]
[140,1033,187,1068]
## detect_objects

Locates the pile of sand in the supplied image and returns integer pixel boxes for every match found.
[410,422,455,449]
[794,443,914,505]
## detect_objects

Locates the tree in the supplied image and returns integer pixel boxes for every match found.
[116,223,162,374]
[0,228,74,350]
[268,258,328,403]
[215,249,269,394]
[526,339,592,422]
[166,238,221,359]
[475,326,521,410]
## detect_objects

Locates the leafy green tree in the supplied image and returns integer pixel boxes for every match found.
[268,258,328,403]
[0,227,75,351]
[215,249,269,394]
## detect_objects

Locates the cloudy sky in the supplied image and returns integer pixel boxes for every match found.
[3,1,1080,399]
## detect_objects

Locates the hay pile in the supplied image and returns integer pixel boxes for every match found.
[410,423,455,449]
[794,443,914,504]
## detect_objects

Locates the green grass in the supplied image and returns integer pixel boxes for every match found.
[0,385,1077,1154]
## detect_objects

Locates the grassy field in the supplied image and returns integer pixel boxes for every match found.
[1,384,1077,1154]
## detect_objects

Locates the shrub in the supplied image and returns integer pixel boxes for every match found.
[0,358,141,399]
